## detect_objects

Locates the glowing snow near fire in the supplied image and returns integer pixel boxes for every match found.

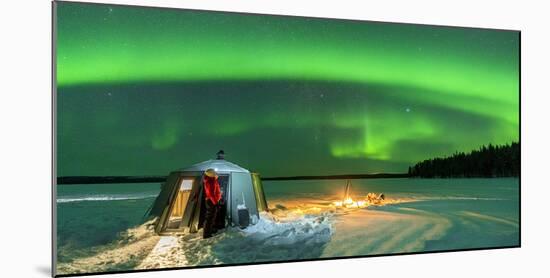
[333,180,383,208]
[333,197,368,208]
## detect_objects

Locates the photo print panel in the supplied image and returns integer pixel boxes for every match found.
[53,1,520,276]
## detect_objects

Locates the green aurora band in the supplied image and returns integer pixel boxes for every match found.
[55,2,519,177]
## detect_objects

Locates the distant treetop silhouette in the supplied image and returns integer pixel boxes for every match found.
[408,142,519,178]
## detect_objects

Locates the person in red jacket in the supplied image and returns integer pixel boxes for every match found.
[203,168,222,239]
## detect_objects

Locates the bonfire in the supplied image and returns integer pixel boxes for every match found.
[333,180,385,208]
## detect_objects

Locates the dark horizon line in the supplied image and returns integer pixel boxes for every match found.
[56,173,411,185]
[261,173,410,181]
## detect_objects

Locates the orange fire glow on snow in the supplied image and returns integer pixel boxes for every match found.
[333,197,367,208]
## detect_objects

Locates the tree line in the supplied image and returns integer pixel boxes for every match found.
[408,142,520,178]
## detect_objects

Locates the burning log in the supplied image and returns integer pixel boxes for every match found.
[366,193,385,205]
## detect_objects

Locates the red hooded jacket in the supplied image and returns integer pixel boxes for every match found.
[203,176,221,205]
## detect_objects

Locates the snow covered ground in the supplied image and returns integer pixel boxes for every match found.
[56,178,519,275]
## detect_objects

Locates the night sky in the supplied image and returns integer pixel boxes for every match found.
[55,2,519,177]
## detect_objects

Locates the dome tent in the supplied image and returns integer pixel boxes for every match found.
[147,157,268,235]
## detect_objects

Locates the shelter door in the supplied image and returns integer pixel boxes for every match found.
[165,178,194,230]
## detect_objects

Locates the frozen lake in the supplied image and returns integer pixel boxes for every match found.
[56,178,519,274]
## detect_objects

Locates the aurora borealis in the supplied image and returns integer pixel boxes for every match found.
[55,2,519,177]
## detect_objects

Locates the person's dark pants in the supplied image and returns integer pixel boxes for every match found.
[203,199,219,239]
[215,202,226,230]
